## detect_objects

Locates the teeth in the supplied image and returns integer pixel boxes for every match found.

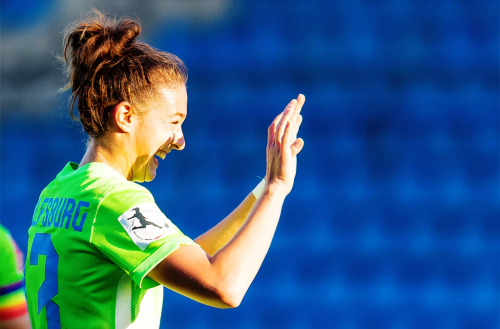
[155,150,167,160]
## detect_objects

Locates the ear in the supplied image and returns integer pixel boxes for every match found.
[113,101,135,133]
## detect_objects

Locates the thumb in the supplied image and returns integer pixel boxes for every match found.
[291,138,304,156]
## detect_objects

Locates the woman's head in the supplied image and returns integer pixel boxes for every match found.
[63,10,188,182]
[62,9,187,139]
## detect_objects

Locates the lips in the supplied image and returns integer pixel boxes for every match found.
[155,149,168,160]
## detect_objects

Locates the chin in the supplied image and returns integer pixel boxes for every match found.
[144,169,157,182]
[132,175,154,183]
[132,177,145,183]
[144,175,156,182]
[132,160,157,182]
[130,169,156,183]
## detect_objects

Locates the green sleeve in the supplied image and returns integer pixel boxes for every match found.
[91,183,197,289]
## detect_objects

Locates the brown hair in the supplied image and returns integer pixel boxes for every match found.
[61,9,188,138]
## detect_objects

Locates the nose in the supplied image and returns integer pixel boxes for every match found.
[172,130,185,151]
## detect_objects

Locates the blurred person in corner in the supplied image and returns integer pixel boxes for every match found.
[0,223,31,329]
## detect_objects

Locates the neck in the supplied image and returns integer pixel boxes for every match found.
[79,138,133,180]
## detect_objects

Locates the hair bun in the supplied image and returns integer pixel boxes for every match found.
[113,19,141,50]
[61,9,187,139]
[65,10,142,66]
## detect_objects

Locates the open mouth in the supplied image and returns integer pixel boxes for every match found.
[155,149,168,160]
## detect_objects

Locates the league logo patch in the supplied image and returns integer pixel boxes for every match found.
[118,203,175,250]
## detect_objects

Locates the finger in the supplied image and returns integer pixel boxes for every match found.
[281,121,293,152]
[296,94,305,109]
[285,113,303,146]
[283,94,304,144]
[288,114,303,155]
[291,114,303,138]
[277,100,296,145]
[268,112,284,147]
[276,99,295,135]
[291,137,304,156]
[290,94,305,125]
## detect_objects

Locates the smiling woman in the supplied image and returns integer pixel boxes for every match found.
[25,9,304,329]
[79,85,188,182]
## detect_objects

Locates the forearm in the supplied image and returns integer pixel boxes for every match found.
[195,178,267,255]
[149,184,287,308]
[208,184,287,304]
[194,192,256,255]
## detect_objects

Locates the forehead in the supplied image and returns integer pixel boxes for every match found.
[153,85,187,117]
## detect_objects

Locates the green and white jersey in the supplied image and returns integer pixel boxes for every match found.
[26,162,197,329]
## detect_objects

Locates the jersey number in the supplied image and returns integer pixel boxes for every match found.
[30,233,61,329]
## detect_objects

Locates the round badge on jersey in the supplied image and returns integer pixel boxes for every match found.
[117,203,175,250]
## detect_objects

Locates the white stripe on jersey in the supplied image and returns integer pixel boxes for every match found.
[115,274,132,328]
[115,274,163,329]
[129,285,163,329]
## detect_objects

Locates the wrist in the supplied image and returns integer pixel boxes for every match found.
[262,182,289,199]
[252,179,289,200]
[252,179,266,199]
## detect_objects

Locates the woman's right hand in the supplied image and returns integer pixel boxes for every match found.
[265,94,305,196]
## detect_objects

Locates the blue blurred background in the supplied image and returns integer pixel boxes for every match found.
[1,0,499,328]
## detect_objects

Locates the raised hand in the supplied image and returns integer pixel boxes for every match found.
[265,94,305,196]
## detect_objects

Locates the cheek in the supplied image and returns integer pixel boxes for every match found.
[163,126,177,139]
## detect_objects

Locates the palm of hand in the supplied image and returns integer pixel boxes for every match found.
[265,94,305,195]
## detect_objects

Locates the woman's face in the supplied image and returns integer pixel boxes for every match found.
[131,84,187,182]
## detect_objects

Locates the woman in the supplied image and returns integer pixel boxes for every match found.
[25,10,304,329]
